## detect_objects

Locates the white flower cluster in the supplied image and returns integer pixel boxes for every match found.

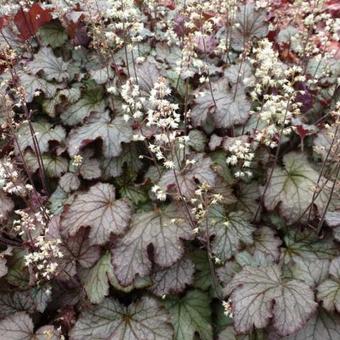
[191,183,223,223]
[72,154,83,168]
[250,39,305,148]
[0,158,33,196]
[24,236,63,281]
[121,78,145,121]
[144,77,189,166]
[226,140,254,178]
[105,0,145,46]
[13,209,45,236]
[151,184,167,201]
[222,299,233,318]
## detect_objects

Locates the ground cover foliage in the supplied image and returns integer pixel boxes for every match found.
[0,0,339,339]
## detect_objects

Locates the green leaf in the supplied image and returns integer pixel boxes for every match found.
[83,252,114,304]
[190,250,214,291]
[0,291,36,318]
[112,205,193,286]
[70,297,173,339]
[207,205,255,262]
[165,290,213,340]
[150,257,195,297]
[317,257,340,313]
[25,151,68,178]
[67,111,132,158]
[101,144,143,179]
[235,181,261,218]
[283,310,340,340]
[264,152,335,223]
[6,250,29,289]
[61,183,132,245]
[38,22,68,48]
[292,258,330,287]
[191,80,250,129]
[17,121,66,153]
[226,265,317,336]
[27,47,69,82]
[61,90,106,126]
[48,186,68,215]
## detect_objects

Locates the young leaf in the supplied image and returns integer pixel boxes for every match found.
[191,80,250,129]
[112,205,193,286]
[150,257,195,297]
[83,252,114,304]
[27,47,69,82]
[317,257,340,313]
[207,205,255,262]
[61,183,131,245]
[14,3,52,40]
[38,22,68,48]
[70,297,173,339]
[164,289,213,340]
[67,112,132,158]
[226,265,317,336]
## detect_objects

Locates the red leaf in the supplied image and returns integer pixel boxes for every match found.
[0,16,8,31]
[158,0,176,10]
[14,3,52,40]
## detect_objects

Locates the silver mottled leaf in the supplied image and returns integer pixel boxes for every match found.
[67,111,132,158]
[70,297,173,340]
[112,205,193,286]
[150,257,195,297]
[226,265,317,336]
[191,80,250,129]
[61,183,131,245]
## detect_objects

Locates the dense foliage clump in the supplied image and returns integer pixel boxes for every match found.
[0,0,339,339]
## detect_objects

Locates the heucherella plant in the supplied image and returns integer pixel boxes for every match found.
[0,0,339,339]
